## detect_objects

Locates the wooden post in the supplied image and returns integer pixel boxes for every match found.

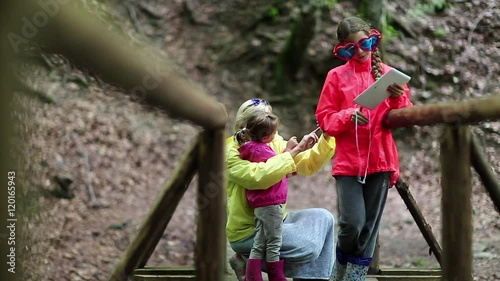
[108,137,200,281]
[196,129,226,281]
[471,134,500,213]
[440,125,472,281]
[395,179,443,266]
[384,94,500,128]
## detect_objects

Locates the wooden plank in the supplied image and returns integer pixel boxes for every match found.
[108,137,200,281]
[384,94,500,128]
[440,125,473,281]
[471,134,500,213]
[379,268,441,276]
[135,267,195,276]
[394,179,443,266]
[133,274,196,281]
[367,275,440,281]
[196,129,226,281]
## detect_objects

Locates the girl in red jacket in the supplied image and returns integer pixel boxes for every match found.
[315,17,412,281]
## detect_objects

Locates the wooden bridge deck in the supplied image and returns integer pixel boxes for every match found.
[133,266,441,281]
[133,241,441,281]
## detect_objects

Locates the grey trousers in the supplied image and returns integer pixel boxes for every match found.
[335,172,390,258]
[230,208,334,279]
[249,204,284,262]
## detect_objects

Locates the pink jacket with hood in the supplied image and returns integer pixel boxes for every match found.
[315,58,412,185]
[238,141,287,208]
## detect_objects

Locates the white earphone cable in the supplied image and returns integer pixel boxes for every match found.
[354,68,372,184]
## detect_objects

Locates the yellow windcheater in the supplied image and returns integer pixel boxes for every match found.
[226,133,336,242]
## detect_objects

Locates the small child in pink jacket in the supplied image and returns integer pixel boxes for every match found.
[235,111,301,281]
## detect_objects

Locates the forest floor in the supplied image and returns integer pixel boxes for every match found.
[13,0,499,280]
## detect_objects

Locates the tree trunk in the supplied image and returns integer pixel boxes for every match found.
[273,5,317,98]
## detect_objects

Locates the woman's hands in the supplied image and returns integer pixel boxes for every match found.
[285,136,299,152]
[387,83,404,98]
[288,128,320,157]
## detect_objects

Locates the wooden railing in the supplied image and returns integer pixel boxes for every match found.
[4,2,228,281]
[382,95,500,281]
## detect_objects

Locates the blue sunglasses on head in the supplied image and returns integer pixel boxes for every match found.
[333,29,381,61]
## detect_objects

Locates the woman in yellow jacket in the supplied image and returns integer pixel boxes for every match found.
[227,98,337,281]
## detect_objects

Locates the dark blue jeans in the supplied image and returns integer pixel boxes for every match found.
[335,172,390,258]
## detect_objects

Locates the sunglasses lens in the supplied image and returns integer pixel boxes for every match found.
[337,45,355,60]
[360,36,379,51]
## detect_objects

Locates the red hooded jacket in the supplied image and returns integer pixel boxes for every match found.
[315,59,412,185]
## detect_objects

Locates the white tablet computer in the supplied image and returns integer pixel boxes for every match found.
[354,68,411,109]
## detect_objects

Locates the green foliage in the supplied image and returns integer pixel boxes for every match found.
[383,24,399,41]
[408,0,452,18]
[266,5,280,19]
[320,0,338,7]
[24,192,38,216]
[411,258,428,267]
[433,26,447,37]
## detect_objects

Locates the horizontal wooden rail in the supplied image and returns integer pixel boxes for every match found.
[384,94,500,128]
[12,1,227,129]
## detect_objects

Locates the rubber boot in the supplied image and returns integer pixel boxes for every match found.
[245,258,264,281]
[229,253,246,281]
[266,260,287,281]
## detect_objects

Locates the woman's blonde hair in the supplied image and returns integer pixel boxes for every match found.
[234,98,273,131]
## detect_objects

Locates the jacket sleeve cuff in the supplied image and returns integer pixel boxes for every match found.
[280,151,298,173]
[319,133,336,150]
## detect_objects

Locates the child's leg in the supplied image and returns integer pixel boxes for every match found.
[246,208,267,281]
[357,172,390,258]
[256,205,283,262]
[249,214,265,259]
[335,176,365,255]
[256,205,286,281]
